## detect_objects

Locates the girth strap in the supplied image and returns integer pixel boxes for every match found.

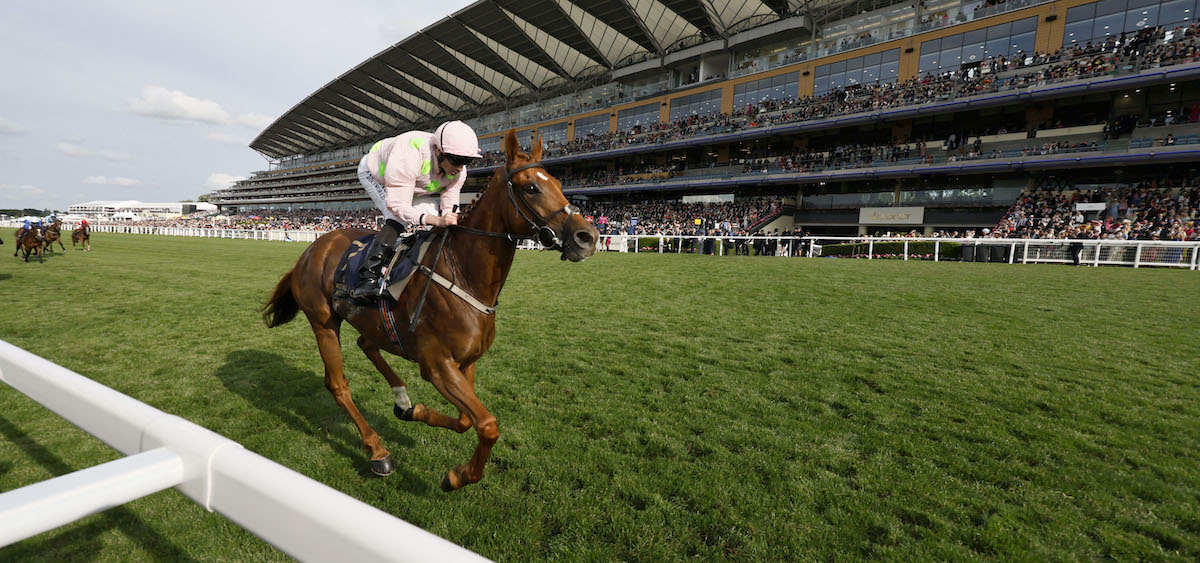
[416,265,497,315]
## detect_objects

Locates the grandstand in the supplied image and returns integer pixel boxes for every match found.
[68,200,218,220]
[209,0,1200,238]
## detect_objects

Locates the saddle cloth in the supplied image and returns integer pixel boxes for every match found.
[333,230,435,302]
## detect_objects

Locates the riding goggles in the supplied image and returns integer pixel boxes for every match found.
[442,152,477,167]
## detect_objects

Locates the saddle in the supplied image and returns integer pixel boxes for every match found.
[333,230,435,302]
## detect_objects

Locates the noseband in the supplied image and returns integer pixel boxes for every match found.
[454,161,580,252]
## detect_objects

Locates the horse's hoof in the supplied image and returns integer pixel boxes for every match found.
[369,455,395,476]
[441,473,455,492]
[394,404,415,421]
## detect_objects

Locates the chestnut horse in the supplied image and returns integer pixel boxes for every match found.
[13,225,45,262]
[43,221,66,254]
[72,225,91,251]
[262,129,598,491]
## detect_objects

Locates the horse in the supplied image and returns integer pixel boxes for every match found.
[43,221,66,254]
[72,225,91,251]
[14,225,45,262]
[262,128,598,491]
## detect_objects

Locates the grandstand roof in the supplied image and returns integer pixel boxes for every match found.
[251,0,820,159]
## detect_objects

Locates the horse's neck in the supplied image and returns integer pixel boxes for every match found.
[448,181,517,305]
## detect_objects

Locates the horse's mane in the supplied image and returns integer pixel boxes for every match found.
[458,151,532,223]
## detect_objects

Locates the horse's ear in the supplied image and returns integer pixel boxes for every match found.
[503,128,519,167]
[531,132,543,162]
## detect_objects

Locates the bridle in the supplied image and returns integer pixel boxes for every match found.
[453,161,580,252]
[405,160,581,327]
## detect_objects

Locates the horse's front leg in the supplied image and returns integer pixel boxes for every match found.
[405,363,474,434]
[311,317,393,476]
[421,357,496,491]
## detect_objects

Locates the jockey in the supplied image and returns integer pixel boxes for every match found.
[349,120,481,301]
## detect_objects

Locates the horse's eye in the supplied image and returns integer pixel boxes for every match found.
[524,184,539,194]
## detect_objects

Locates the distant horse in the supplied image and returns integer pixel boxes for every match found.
[72,225,91,251]
[263,129,598,491]
[43,221,66,254]
[14,225,44,262]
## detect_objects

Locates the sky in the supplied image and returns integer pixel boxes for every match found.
[0,0,475,212]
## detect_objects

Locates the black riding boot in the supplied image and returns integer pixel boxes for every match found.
[350,220,402,302]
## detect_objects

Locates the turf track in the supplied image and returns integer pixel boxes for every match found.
[1,234,1198,561]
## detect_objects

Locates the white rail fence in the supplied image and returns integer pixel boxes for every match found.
[7,221,1193,270]
[0,339,488,562]
[597,234,1199,270]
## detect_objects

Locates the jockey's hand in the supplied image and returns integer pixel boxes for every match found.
[433,213,458,227]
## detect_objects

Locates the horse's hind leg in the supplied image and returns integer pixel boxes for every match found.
[311,317,394,476]
[422,358,496,491]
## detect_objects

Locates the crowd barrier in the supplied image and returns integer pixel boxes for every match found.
[598,234,1199,270]
[0,339,488,561]
[4,222,1193,270]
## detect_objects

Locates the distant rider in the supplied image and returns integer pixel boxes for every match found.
[349,120,482,301]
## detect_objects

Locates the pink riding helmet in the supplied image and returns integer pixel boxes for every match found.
[432,121,482,158]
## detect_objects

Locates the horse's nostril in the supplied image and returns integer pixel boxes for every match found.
[575,231,594,246]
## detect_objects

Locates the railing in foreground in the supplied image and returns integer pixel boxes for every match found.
[0,340,489,562]
[595,234,1199,270]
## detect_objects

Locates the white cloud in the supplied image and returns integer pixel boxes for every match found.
[204,172,246,189]
[236,112,273,130]
[208,132,250,146]
[127,86,229,124]
[83,176,140,186]
[0,116,29,135]
[57,142,90,157]
[0,184,44,200]
[56,141,133,161]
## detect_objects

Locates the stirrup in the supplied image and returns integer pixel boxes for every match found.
[349,280,385,302]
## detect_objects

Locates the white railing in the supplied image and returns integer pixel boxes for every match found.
[0,339,489,562]
[7,222,1193,270]
[598,234,1199,269]
[800,236,1199,270]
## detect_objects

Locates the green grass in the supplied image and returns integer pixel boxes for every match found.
[1,234,1198,561]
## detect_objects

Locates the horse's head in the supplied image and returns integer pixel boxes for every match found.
[492,128,597,262]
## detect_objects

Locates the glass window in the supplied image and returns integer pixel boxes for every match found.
[863,51,882,66]
[844,68,863,86]
[963,28,987,45]
[1011,31,1036,54]
[1012,16,1038,34]
[919,52,940,74]
[574,114,611,139]
[988,22,1012,38]
[942,33,964,48]
[922,38,941,53]
[1128,0,1157,8]
[985,37,1008,57]
[940,47,962,68]
[881,60,900,80]
[1159,0,1195,25]
[1093,12,1124,38]
[1063,20,1094,45]
[1096,0,1127,15]
[882,49,901,63]
[1125,5,1159,29]
[830,60,846,73]
[1067,3,1097,21]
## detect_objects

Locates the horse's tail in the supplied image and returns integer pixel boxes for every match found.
[262,269,300,328]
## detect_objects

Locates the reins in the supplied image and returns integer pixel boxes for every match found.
[404,159,576,332]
